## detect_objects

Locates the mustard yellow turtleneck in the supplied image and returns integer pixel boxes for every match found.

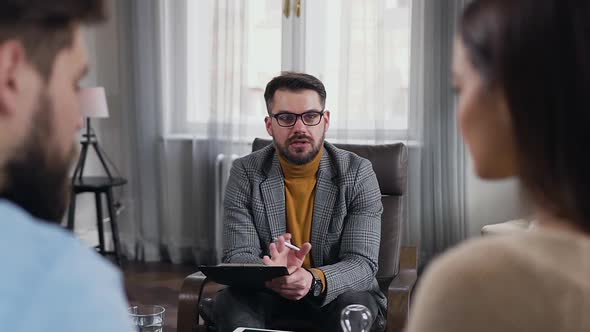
[278,147,326,292]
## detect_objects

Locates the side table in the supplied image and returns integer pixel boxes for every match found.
[67,176,127,265]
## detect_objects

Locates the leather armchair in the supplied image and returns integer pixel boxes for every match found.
[178,139,417,332]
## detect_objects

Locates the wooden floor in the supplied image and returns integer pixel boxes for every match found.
[123,261,197,332]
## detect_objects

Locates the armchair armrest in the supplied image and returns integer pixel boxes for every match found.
[177,272,226,332]
[386,268,418,332]
[386,246,418,332]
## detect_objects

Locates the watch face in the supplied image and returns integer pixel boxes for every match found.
[313,280,322,296]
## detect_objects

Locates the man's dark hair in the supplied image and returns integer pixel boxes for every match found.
[0,0,106,80]
[460,0,590,232]
[264,72,327,114]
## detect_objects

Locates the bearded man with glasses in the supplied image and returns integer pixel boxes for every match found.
[211,72,386,331]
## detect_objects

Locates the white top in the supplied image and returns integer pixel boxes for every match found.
[406,227,590,332]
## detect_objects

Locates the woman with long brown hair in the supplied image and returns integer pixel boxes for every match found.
[406,1,590,331]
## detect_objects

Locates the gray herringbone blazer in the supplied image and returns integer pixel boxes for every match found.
[222,141,386,311]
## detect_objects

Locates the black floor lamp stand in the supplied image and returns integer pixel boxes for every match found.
[72,118,113,180]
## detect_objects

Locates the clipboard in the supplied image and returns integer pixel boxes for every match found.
[198,264,289,288]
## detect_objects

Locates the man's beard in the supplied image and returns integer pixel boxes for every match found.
[0,93,77,223]
[274,132,325,165]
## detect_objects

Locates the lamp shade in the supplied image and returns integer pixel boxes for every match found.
[79,87,109,118]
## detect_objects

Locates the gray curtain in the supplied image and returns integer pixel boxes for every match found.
[406,0,470,266]
[118,0,254,263]
[111,0,167,262]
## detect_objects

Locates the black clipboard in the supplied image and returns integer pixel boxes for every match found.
[198,264,289,288]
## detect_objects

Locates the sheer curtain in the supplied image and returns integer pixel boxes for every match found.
[305,0,412,143]
[119,0,470,263]
[304,0,469,265]
[163,0,279,140]
[158,0,277,263]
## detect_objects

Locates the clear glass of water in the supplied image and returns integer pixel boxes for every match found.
[340,304,373,332]
[129,305,165,332]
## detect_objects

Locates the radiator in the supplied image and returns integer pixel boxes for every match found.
[213,153,239,263]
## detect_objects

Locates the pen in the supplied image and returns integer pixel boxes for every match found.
[272,237,301,251]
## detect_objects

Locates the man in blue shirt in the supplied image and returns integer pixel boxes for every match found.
[0,1,133,331]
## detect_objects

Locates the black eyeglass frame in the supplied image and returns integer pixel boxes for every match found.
[270,110,326,127]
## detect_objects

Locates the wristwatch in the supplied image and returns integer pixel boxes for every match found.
[308,269,323,297]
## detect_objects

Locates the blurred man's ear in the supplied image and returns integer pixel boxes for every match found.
[0,41,26,116]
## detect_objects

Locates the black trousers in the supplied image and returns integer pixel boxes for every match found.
[212,287,384,332]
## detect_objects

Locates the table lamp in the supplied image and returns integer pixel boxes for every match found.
[72,87,114,180]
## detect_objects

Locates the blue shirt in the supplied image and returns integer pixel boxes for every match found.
[0,200,134,332]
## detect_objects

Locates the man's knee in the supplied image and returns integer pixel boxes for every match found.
[214,287,247,309]
[212,288,268,331]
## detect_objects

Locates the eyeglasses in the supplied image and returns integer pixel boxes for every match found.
[271,111,325,127]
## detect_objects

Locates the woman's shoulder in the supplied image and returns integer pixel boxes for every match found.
[418,234,537,296]
[420,230,586,291]
[429,232,537,272]
[406,231,590,332]
[427,229,589,280]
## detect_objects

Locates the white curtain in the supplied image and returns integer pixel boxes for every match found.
[158,0,257,263]
[303,0,469,265]
[117,0,470,264]
[304,0,412,143]
[305,0,470,265]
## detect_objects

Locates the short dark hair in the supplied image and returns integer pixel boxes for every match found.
[0,0,106,80]
[460,0,590,232]
[264,72,327,114]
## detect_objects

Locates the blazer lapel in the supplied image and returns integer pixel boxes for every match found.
[260,154,287,241]
[311,151,338,266]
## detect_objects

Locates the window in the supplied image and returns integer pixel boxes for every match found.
[161,0,412,142]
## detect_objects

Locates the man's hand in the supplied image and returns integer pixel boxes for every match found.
[265,266,314,301]
[262,234,311,268]
[262,234,314,300]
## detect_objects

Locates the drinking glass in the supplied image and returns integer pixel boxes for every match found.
[340,304,373,332]
[129,305,165,332]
